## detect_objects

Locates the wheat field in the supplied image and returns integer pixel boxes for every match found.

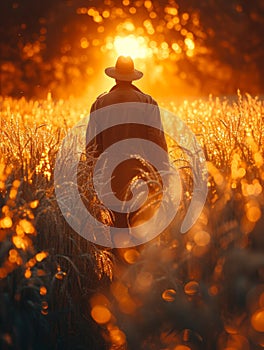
[0,92,264,349]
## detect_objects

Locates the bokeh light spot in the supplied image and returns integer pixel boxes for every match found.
[251,308,264,332]
[123,248,140,264]
[246,206,261,223]
[184,281,199,296]
[109,328,126,346]
[194,230,211,246]
[162,289,177,302]
[174,345,191,350]
[40,286,47,295]
[91,305,112,324]
[0,217,12,229]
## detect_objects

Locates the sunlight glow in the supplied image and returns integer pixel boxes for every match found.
[114,35,150,59]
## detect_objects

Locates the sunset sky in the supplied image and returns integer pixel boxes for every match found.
[1,0,263,100]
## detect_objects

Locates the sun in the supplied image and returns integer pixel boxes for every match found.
[113,35,151,59]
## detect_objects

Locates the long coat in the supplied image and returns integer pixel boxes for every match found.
[85,82,168,227]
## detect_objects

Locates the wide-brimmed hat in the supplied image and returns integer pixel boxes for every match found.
[105,56,143,81]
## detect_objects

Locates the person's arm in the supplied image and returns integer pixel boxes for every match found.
[148,99,168,153]
[86,102,103,162]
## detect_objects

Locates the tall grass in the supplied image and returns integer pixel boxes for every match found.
[0,92,264,349]
[0,96,112,349]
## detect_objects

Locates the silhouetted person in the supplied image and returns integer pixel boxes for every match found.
[85,56,168,228]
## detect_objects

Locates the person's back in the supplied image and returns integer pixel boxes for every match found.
[90,80,157,112]
[85,56,168,229]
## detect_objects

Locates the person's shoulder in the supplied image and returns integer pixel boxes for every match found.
[90,91,108,112]
[146,93,158,105]
[131,85,158,105]
[96,91,108,100]
[140,91,158,106]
